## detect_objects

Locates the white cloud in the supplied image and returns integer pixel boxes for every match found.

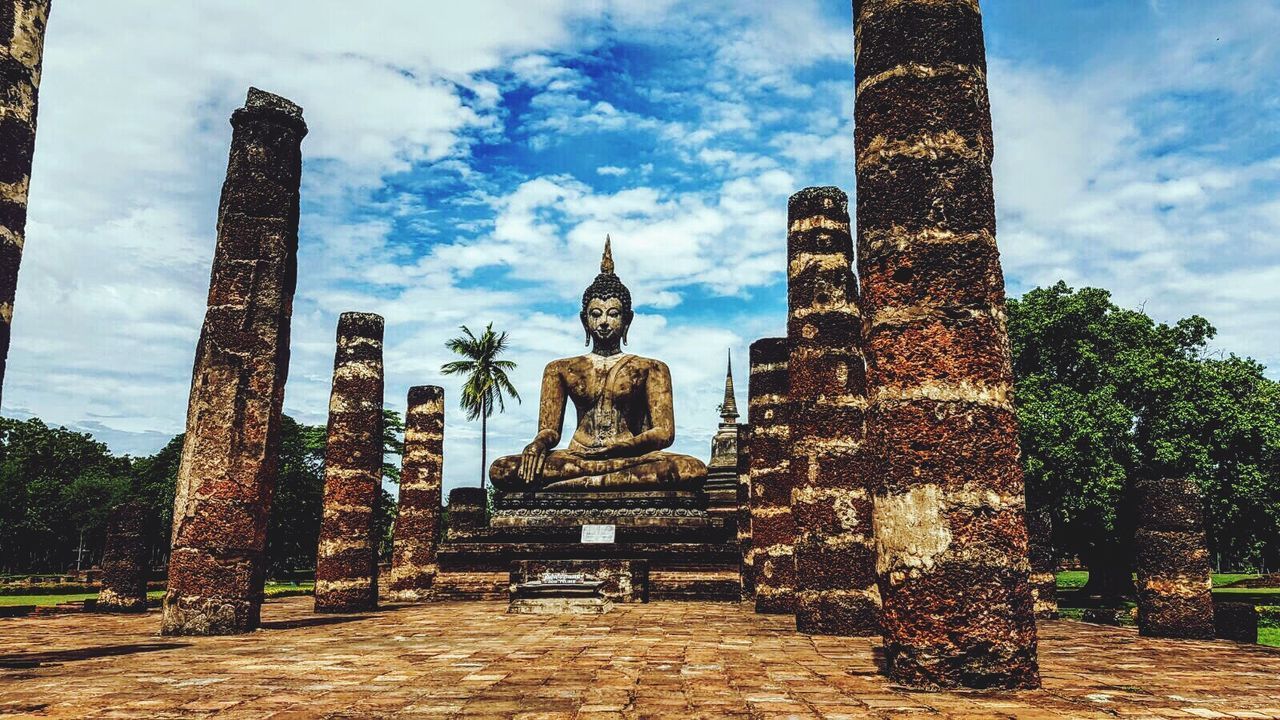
[988,12,1280,375]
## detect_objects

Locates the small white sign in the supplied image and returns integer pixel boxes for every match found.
[580,524,616,544]
[539,572,586,584]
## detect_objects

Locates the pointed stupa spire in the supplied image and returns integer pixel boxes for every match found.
[601,234,615,274]
[719,348,739,423]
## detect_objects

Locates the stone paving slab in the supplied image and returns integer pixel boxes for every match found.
[1,596,1279,718]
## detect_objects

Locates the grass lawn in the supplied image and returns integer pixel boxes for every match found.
[1056,571,1280,647]
[1260,626,1280,646]
[0,591,162,607]
[1056,570,1089,589]
[0,582,313,607]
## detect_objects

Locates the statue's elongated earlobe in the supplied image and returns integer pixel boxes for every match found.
[622,326,629,346]
[584,329,591,346]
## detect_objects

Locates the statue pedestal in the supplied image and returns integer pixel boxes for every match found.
[435,490,738,602]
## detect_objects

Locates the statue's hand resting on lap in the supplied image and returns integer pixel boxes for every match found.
[519,439,548,486]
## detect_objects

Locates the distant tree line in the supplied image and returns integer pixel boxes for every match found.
[0,411,402,576]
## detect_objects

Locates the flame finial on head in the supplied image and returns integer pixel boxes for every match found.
[601,235,615,274]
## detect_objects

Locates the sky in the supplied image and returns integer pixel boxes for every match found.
[5,1,1280,497]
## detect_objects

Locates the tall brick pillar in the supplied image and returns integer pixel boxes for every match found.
[748,337,794,614]
[314,312,385,613]
[162,88,306,636]
[787,187,879,636]
[1134,477,1214,639]
[389,385,445,602]
[854,0,1039,688]
[0,0,51,404]
[97,500,149,613]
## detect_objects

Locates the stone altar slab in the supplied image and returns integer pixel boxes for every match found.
[509,559,649,603]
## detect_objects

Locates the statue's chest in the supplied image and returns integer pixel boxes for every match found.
[567,357,646,406]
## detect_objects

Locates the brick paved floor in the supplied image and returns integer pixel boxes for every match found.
[2,597,1279,719]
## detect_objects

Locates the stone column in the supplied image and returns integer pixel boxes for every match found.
[388,385,444,601]
[314,312,385,613]
[855,0,1039,688]
[736,425,754,598]
[0,0,52,404]
[787,187,879,636]
[162,88,306,636]
[1027,502,1058,619]
[1134,477,1214,639]
[748,337,794,614]
[97,500,149,613]
[446,487,487,541]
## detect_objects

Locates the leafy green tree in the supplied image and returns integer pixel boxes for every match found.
[0,417,132,572]
[264,415,326,576]
[376,409,403,563]
[129,434,183,566]
[1008,282,1280,595]
[65,470,132,569]
[441,323,520,489]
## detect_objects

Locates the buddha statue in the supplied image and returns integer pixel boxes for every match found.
[489,238,708,493]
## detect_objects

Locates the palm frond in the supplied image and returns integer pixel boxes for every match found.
[441,359,477,376]
[442,321,520,421]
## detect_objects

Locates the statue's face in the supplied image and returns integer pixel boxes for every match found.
[584,297,628,342]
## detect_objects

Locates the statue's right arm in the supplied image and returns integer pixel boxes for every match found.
[532,362,566,450]
[520,362,566,485]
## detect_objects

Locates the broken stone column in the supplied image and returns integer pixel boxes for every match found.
[0,0,52,404]
[388,385,444,601]
[748,337,794,614]
[736,425,754,598]
[161,88,306,636]
[97,500,149,613]
[787,187,879,636]
[446,487,487,541]
[314,312,385,613]
[1027,501,1058,619]
[1134,477,1214,639]
[855,0,1039,687]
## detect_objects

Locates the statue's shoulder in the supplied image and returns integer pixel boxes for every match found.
[622,354,669,375]
[544,356,580,374]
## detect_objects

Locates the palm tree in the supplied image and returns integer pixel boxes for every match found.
[441,323,520,489]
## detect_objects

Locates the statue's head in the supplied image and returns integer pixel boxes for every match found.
[580,236,633,346]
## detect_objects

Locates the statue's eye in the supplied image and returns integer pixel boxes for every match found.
[591,309,603,317]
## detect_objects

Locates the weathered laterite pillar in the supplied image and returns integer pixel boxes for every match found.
[97,500,149,613]
[736,424,754,598]
[748,337,794,614]
[314,312,385,613]
[855,0,1039,687]
[388,385,444,601]
[1134,477,1214,639]
[1027,501,1058,619]
[0,0,52,404]
[162,88,306,636]
[787,186,880,636]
